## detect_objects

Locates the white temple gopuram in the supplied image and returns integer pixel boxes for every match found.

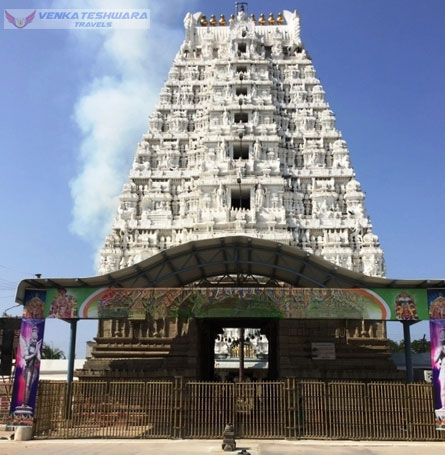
[98,7,385,278]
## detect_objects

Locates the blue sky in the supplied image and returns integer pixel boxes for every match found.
[1,0,444,355]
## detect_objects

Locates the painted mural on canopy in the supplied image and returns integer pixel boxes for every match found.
[21,287,432,321]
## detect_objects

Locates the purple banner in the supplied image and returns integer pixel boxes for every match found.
[428,289,445,429]
[9,316,45,426]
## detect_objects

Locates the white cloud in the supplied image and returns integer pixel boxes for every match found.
[58,0,195,265]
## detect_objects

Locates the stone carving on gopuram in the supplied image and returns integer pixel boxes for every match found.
[80,8,398,381]
[98,8,385,278]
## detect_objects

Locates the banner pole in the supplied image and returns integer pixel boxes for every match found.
[67,319,77,383]
[403,321,413,383]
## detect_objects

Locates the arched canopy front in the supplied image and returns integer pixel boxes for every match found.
[15,236,445,304]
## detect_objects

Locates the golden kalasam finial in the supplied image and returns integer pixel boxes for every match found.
[229,13,235,23]
[250,14,256,24]
[200,15,208,26]
[209,14,217,26]
[268,13,275,25]
[258,13,266,25]
[219,14,227,26]
[277,12,285,25]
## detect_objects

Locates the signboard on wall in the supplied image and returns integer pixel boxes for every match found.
[311,342,336,360]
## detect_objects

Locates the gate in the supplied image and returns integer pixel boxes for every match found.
[0,381,14,425]
[186,382,234,438]
[235,381,286,438]
[185,381,285,438]
[34,381,173,438]
[33,379,445,440]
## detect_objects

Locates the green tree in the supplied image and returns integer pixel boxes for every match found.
[388,335,430,353]
[41,343,66,359]
[411,335,430,353]
[388,339,404,352]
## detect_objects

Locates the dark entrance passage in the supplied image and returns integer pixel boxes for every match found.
[197,318,278,381]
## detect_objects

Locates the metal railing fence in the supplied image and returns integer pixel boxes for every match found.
[32,379,445,441]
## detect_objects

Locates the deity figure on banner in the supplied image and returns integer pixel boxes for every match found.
[10,318,45,423]
[48,288,77,318]
[434,328,445,410]
[429,295,445,319]
[394,292,418,321]
[23,295,44,319]
[21,326,42,407]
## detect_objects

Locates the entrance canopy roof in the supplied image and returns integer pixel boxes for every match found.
[15,236,445,304]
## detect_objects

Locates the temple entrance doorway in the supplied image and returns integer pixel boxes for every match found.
[197,318,278,381]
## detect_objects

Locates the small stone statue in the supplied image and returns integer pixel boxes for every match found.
[223,109,229,125]
[222,423,236,451]
[217,184,227,207]
[253,139,261,159]
[255,184,265,208]
[184,12,193,42]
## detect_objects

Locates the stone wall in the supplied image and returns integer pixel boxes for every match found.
[277,319,403,380]
[77,317,402,381]
[77,318,200,380]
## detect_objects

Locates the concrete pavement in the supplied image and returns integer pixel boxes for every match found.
[1,439,445,455]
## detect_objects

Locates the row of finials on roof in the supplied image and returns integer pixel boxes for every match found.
[199,12,286,27]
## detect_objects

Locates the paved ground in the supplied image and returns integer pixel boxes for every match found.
[1,439,445,455]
